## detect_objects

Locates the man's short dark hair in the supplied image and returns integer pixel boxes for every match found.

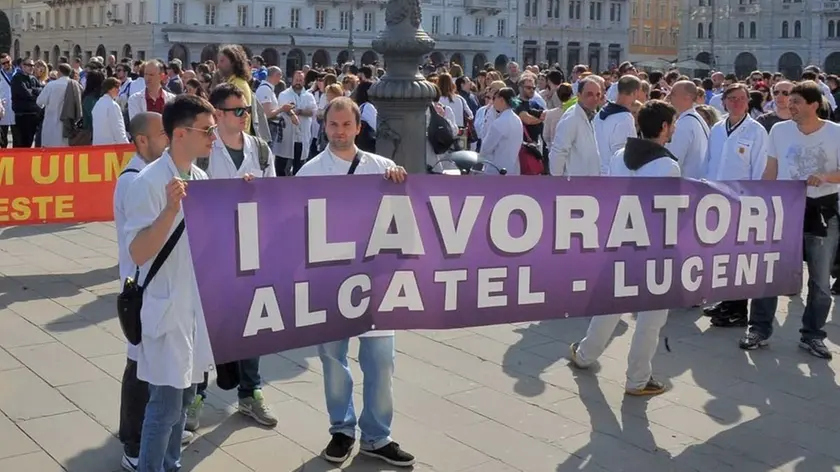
[638,100,677,140]
[792,80,824,105]
[577,77,600,95]
[724,73,738,82]
[162,94,215,139]
[168,61,182,74]
[618,61,635,75]
[546,70,564,86]
[208,83,244,109]
[801,71,818,81]
[359,65,374,80]
[617,75,641,96]
[57,63,72,77]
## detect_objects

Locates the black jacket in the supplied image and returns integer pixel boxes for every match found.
[622,137,678,171]
[11,73,42,115]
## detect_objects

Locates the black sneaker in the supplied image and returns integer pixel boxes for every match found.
[832,279,840,295]
[799,338,833,359]
[739,331,769,350]
[710,313,748,328]
[702,303,723,317]
[360,442,416,467]
[322,433,355,463]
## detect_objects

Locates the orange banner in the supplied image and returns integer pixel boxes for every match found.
[0,144,135,225]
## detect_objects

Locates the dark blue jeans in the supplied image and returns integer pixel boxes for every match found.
[196,357,262,400]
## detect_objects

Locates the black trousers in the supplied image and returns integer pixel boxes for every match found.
[0,125,10,148]
[13,114,40,148]
[119,359,149,458]
[275,142,304,176]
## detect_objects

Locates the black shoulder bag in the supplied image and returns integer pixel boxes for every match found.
[116,220,186,346]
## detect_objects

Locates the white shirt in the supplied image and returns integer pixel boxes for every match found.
[593,104,637,175]
[440,95,472,127]
[360,102,378,132]
[768,120,840,198]
[666,107,710,179]
[255,81,279,122]
[479,108,522,175]
[818,80,837,111]
[92,94,130,145]
[36,76,70,147]
[123,151,214,388]
[606,82,618,103]
[113,154,148,362]
[127,88,176,121]
[704,115,768,181]
[0,69,14,126]
[296,146,397,338]
[549,103,601,177]
[709,93,725,114]
[277,87,317,142]
[206,130,277,179]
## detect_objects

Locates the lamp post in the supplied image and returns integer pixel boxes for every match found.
[348,2,355,63]
[367,0,436,174]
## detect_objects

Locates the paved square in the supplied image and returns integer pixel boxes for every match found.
[1,223,839,471]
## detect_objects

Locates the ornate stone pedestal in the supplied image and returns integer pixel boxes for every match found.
[368,0,437,174]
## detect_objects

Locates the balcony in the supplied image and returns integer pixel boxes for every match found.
[822,1,840,11]
[735,4,760,14]
[464,0,503,15]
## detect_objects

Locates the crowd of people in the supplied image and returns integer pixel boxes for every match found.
[1,44,838,471]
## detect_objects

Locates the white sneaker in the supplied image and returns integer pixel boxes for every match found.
[181,430,194,445]
[120,453,138,471]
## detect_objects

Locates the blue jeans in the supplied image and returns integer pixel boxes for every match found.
[137,384,196,472]
[318,336,395,450]
[750,215,839,340]
[195,357,262,400]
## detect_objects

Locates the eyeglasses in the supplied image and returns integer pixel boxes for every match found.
[219,107,250,117]
[183,125,217,137]
[773,90,791,96]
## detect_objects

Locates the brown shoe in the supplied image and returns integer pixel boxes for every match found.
[626,377,667,396]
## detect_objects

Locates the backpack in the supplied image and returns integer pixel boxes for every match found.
[427,104,458,154]
[247,134,271,172]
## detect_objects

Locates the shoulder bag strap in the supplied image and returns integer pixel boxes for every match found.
[119,168,140,177]
[141,220,186,289]
[685,113,710,139]
[347,152,361,175]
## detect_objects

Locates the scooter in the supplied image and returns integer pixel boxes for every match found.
[426,150,508,176]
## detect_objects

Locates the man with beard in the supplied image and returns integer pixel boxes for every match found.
[276,70,317,175]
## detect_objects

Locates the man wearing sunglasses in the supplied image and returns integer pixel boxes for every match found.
[757,81,793,133]
[184,83,278,433]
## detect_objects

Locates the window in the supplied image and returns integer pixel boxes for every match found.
[630,29,637,44]
[315,9,325,29]
[263,6,274,27]
[64,8,70,27]
[45,11,50,28]
[99,5,106,23]
[497,18,505,36]
[547,0,553,18]
[237,5,247,27]
[750,21,756,38]
[172,2,183,23]
[830,20,836,38]
[139,1,146,22]
[475,17,484,35]
[35,12,41,27]
[86,6,93,25]
[697,22,704,38]
[708,22,713,38]
[658,30,665,45]
[289,8,300,28]
[659,3,665,18]
[525,0,533,17]
[589,2,595,20]
[204,4,216,25]
[738,21,744,38]
[569,1,581,20]
[452,16,461,35]
[363,11,374,31]
[644,1,650,17]
[699,0,706,5]
[782,20,789,37]
[632,2,637,16]
[644,28,651,44]
[431,15,440,34]
[794,20,801,37]
[75,7,81,26]
[610,3,621,22]
[125,2,132,22]
[531,0,538,17]
[340,10,350,30]
[596,1,602,20]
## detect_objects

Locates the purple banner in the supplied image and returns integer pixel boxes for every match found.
[183,175,805,364]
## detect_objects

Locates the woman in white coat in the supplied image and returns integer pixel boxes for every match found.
[479,87,522,175]
[92,77,130,145]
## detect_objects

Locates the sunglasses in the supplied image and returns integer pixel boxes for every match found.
[219,107,250,117]
[184,125,218,137]
[773,90,790,96]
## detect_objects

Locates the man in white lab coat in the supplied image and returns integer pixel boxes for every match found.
[184,83,278,433]
[114,112,193,472]
[276,70,317,175]
[128,60,176,121]
[570,99,680,396]
[124,95,217,472]
[297,97,415,468]
[549,77,602,177]
[36,63,73,147]
[665,80,710,179]
[594,75,642,175]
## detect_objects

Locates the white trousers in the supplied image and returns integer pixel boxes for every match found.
[575,309,669,390]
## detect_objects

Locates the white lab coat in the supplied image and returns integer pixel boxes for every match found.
[704,115,768,181]
[0,71,14,126]
[665,107,710,179]
[593,105,637,175]
[127,88,176,121]
[92,94,129,145]
[276,88,317,161]
[205,130,277,179]
[113,154,148,362]
[36,76,70,147]
[549,103,600,177]
[123,151,214,389]
[479,107,522,175]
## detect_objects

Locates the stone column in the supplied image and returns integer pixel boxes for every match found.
[367,0,437,174]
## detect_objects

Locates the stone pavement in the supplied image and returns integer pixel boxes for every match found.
[1,223,840,472]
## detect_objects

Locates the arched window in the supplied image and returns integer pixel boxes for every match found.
[750,21,756,38]
[697,22,704,38]
[794,20,801,37]
[830,20,836,38]
[782,21,789,38]
[708,22,713,38]
[738,22,745,38]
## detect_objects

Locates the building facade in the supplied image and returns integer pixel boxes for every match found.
[517,0,630,74]
[2,0,515,74]
[679,0,840,78]
[628,0,679,62]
